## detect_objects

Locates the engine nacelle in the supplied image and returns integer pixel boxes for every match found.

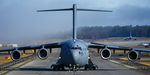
[37,48,49,60]
[128,50,139,61]
[11,50,22,61]
[100,48,111,59]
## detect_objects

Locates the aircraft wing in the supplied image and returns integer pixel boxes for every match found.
[88,42,150,61]
[0,42,62,52]
[88,42,150,52]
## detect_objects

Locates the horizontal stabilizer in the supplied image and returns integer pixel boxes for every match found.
[37,8,73,12]
[77,9,112,12]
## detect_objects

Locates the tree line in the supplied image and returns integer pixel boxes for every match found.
[77,25,150,39]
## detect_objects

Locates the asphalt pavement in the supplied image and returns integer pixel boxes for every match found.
[7,49,144,75]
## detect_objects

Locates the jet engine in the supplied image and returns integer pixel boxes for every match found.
[37,48,49,60]
[11,50,22,61]
[128,50,139,61]
[100,48,111,59]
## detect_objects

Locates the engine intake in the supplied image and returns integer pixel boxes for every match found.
[100,48,111,59]
[38,48,49,60]
[128,50,139,61]
[11,50,22,61]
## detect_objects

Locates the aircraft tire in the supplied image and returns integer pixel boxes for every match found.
[84,65,88,70]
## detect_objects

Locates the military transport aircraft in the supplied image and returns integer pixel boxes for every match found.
[0,4,150,70]
[124,31,136,40]
[124,25,136,41]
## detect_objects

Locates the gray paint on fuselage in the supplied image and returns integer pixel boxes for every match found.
[59,39,89,66]
[37,4,110,67]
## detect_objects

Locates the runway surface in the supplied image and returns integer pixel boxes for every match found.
[7,49,144,75]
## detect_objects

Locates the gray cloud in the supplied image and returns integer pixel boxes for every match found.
[0,0,150,43]
[78,4,150,26]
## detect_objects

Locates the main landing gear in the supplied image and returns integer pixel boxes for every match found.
[84,59,98,70]
[51,59,98,71]
[51,64,65,71]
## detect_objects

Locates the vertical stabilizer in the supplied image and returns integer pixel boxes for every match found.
[37,4,112,40]
[130,25,132,37]
[73,4,77,39]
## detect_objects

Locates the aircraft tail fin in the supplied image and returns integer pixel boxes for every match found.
[37,4,112,40]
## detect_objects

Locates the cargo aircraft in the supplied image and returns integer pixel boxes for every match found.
[0,4,150,70]
[124,25,136,40]
[124,34,136,40]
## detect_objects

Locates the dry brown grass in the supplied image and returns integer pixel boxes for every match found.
[111,50,129,54]
[0,50,35,65]
[120,57,150,66]
[120,57,150,61]
[139,62,150,66]
[0,55,12,65]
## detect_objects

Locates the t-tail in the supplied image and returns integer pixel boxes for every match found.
[37,4,112,40]
[129,25,133,38]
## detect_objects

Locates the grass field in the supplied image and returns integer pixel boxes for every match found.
[0,55,12,65]
[120,57,150,66]
[139,62,150,66]
[0,50,34,65]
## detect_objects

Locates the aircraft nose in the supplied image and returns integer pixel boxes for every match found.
[70,50,80,64]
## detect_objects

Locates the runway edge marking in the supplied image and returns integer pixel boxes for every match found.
[1,58,34,75]
[109,60,137,69]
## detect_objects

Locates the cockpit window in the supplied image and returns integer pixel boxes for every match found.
[71,47,81,50]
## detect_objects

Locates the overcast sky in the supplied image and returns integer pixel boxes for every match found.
[0,0,150,43]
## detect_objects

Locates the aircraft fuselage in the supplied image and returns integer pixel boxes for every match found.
[59,39,89,67]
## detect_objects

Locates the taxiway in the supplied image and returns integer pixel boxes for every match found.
[7,48,144,75]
